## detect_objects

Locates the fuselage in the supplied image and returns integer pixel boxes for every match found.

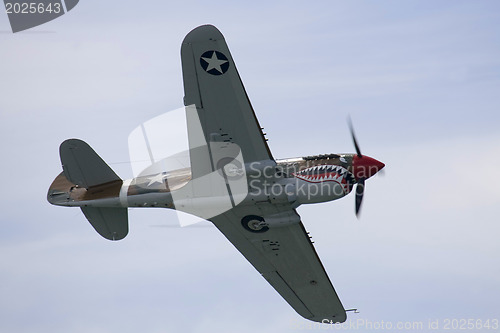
[48,153,384,213]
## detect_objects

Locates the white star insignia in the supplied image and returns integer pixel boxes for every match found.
[202,51,228,74]
[147,173,167,186]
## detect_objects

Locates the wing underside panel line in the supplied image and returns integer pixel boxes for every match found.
[262,270,314,319]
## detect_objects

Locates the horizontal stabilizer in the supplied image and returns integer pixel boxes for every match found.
[81,207,128,241]
[60,139,121,189]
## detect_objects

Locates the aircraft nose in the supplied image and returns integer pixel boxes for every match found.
[352,155,385,180]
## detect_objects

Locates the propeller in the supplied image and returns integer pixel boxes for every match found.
[348,116,363,158]
[354,177,365,216]
[348,116,365,217]
[346,117,385,217]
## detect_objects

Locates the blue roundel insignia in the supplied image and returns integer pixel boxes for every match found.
[200,51,230,75]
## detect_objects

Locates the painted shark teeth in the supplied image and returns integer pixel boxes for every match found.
[293,164,354,188]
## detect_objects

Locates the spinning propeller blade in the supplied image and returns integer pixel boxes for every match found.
[355,178,365,216]
[348,116,363,158]
[348,117,384,218]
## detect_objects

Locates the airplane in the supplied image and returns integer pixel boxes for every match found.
[47,25,384,323]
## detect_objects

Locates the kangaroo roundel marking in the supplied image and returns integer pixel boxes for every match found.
[200,51,230,75]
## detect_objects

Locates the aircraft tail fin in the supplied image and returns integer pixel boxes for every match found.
[58,139,128,241]
[60,138,121,189]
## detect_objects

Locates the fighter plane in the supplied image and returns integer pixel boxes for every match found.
[47,25,384,323]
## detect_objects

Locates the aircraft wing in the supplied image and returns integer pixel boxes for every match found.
[181,25,346,322]
[210,208,347,323]
[181,25,273,179]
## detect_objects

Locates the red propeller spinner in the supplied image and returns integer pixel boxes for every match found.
[352,155,385,181]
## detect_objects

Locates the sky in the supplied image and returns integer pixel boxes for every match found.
[1,1,500,332]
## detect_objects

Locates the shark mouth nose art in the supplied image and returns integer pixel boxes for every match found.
[293,165,355,190]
